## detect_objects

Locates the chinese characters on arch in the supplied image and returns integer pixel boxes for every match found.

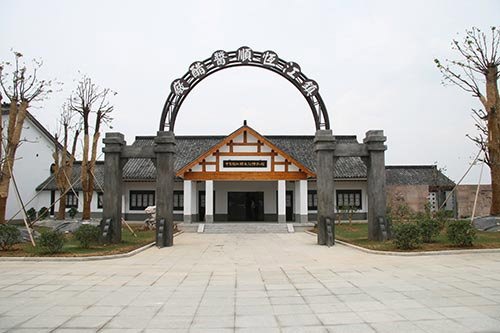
[170,47,319,98]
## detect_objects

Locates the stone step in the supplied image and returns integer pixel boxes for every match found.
[202,223,292,234]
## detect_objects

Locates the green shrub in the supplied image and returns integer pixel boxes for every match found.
[39,230,65,254]
[27,208,37,222]
[434,209,450,227]
[0,224,21,250]
[417,217,441,243]
[447,220,476,247]
[74,224,100,248]
[68,207,78,218]
[393,223,421,250]
[38,207,49,220]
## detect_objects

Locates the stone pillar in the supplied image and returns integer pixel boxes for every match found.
[299,180,308,223]
[154,131,176,248]
[314,130,336,245]
[205,180,214,223]
[183,180,193,223]
[277,180,286,223]
[102,133,125,244]
[363,130,388,241]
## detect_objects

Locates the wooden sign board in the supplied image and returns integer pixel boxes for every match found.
[223,160,267,168]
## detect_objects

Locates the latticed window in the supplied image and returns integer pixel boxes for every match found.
[66,192,79,208]
[97,192,104,209]
[336,190,362,210]
[130,191,155,210]
[308,190,318,210]
[173,191,184,210]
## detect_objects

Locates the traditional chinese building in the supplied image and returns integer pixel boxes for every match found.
[35,123,456,223]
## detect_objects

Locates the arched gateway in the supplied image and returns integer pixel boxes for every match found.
[102,47,389,248]
[159,47,330,132]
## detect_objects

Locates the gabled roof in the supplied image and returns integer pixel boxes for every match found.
[386,165,455,186]
[121,134,367,181]
[176,125,315,177]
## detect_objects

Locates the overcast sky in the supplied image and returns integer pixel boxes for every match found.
[1,0,498,184]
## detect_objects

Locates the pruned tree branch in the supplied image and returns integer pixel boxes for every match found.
[69,74,115,220]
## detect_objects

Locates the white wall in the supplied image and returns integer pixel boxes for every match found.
[3,115,56,220]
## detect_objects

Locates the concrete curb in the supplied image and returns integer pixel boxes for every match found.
[0,231,184,262]
[304,230,500,256]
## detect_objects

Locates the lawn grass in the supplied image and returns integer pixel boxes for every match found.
[320,223,500,252]
[0,227,156,257]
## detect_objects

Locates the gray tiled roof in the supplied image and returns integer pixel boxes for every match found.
[386,165,455,186]
[37,135,454,190]
[122,136,226,180]
[122,135,367,180]
[36,161,105,191]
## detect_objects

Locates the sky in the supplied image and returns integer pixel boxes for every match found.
[1,0,499,184]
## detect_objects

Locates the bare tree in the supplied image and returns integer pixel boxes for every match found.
[0,52,54,223]
[52,104,80,220]
[69,75,114,220]
[435,26,500,216]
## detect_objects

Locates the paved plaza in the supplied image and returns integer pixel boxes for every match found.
[1,232,500,332]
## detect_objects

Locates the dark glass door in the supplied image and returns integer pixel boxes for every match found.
[228,192,264,221]
[286,191,294,221]
[199,191,206,222]
[276,190,295,221]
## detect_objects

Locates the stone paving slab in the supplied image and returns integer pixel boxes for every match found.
[0,232,500,332]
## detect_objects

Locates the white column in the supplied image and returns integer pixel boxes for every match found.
[191,181,198,222]
[278,180,286,223]
[294,181,300,221]
[183,180,193,223]
[121,194,126,215]
[205,180,214,223]
[299,180,308,223]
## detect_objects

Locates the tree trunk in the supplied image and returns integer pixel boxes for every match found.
[57,193,66,220]
[82,131,101,220]
[492,159,500,216]
[82,194,91,220]
[81,133,90,220]
[485,65,500,216]
[0,101,29,223]
[0,197,7,224]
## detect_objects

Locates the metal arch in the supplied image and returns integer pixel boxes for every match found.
[159,48,330,132]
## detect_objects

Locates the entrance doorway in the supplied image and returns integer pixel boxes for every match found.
[199,191,215,222]
[228,192,264,221]
[276,190,294,221]
[286,191,294,221]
